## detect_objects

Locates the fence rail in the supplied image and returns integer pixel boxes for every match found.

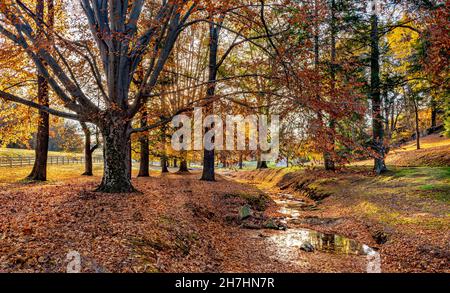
[0,155,103,168]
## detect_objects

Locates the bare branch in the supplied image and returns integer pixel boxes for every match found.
[0,90,81,121]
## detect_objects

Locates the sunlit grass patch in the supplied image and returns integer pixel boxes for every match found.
[354,201,449,229]
[386,167,450,182]
[0,164,103,184]
[0,147,85,158]
[420,184,437,191]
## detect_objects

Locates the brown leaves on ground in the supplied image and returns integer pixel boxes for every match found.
[232,167,450,273]
[1,167,448,272]
[0,171,366,273]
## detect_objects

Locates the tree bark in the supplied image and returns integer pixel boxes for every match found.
[27,0,52,181]
[201,22,220,182]
[430,95,437,128]
[96,118,134,193]
[413,99,421,150]
[179,160,189,172]
[138,112,150,177]
[239,153,243,169]
[370,3,387,174]
[83,139,93,176]
[258,160,268,169]
[28,74,49,181]
[324,0,336,171]
[257,151,268,169]
[81,122,98,176]
[178,149,189,173]
[161,157,169,173]
[161,125,169,173]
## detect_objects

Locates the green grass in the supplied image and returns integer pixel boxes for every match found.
[420,184,436,191]
[432,192,450,203]
[389,166,450,180]
[418,183,450,203]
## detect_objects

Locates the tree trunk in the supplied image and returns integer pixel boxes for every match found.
[81,122,98,176]
[96,119,134,193]
[161,157,169,173]
[257,157,268,169]
[370,3,387,174]
[323,151,335,170]
[173,159,178,168]
[138,112,150,177]
[390,100,396,134]
[178,149,189,173]
[83,137,93,176]
[179,160,189,172]
[324,0,337,171]
[384,91,391,138]
[430,95,437,128]
[138,136,150,177]
[28,74,49,181]
[201,22,220,182]
[202,148,215,180]
[161,125,169,173]
[28,0,51,181]
[313,0,334,171]
[414,100,421,150]
[239,153,243,169]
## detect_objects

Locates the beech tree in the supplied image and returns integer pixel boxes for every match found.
[0,0,198,192]
[27,0,54,181]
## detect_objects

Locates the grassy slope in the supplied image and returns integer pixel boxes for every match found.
[233,165,449,272]
[230,134,449,271]
[355,133,450,167]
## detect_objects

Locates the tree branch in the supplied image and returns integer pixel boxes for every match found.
[0,90,81,121]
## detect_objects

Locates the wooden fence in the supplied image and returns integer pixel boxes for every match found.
[0,155,103,168]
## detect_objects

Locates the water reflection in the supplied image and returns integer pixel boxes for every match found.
[268,228,374,255]
[272,193,378,257]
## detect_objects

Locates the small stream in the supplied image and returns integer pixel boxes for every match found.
[260,193,382,272]
[219,171,380,271]
[269,193,378,256]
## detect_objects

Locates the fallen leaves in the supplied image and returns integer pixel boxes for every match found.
[1,167,448,273]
